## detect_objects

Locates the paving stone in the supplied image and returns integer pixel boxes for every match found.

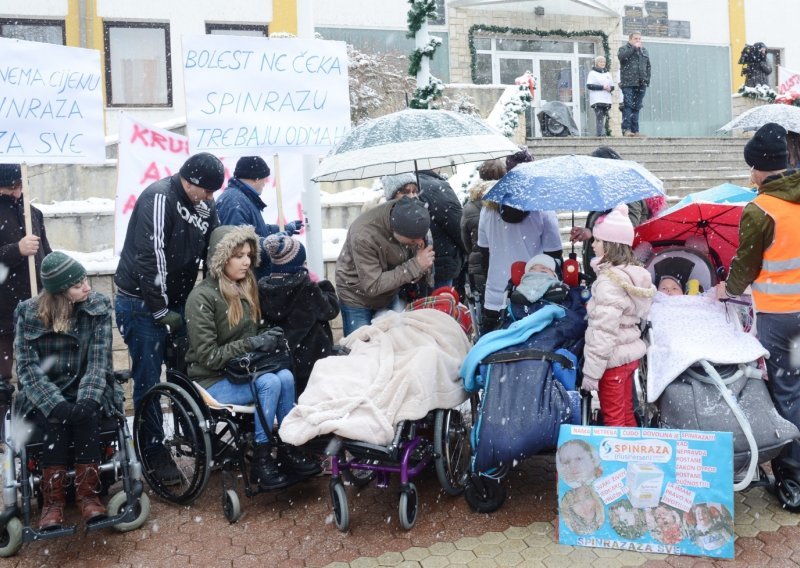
[472,543,503,558]
[494,551,525,566]
[428,542,457,556]
[376,551,406,566]
[351,557,380,568]
[402,547,432,561]
[419,555,451,568]
[478,531,507,545]
[454,536,482,551]
[445,549,478,564]
[503,526,532,540]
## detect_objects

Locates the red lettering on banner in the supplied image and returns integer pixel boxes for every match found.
[129,123,189,154]
[151,131,167,151]
[139,161,173,185]
[130,123,150,146]
[122,194,137,215]
[170,137,188,154]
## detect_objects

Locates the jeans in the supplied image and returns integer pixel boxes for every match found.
[621,86,646,133]
[340,303,377,337]
[207,370,295,445]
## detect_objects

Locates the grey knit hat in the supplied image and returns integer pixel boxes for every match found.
[381,173,418,200]
[41,252,87,294]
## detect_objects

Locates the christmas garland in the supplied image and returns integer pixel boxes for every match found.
[407,0,443,109]
[406,0,437,37]
[408,36,443,76]
[410,77,445,109]
[467,25,611,84]
[738,84,777,103]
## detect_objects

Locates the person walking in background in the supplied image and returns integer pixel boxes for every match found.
[216,156,304,280]
[716,123,800,475]
[114,152,224,485]
[0,163,51,417]
[586,55,614,137]
[618,31,651,137]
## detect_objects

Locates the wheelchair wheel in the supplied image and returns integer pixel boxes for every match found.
[433,408,470,496]
[223,489,242,523]
[108,491,151,532]
[134,382,212,505]
[330,480,350,532]
[464,477,507,513]
[0,517,23,558]
[398,483,419,530]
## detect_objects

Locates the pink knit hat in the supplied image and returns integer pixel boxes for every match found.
[593,204,634,246]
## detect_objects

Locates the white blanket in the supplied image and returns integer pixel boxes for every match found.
[278,309,471,446]
[646,292,768,403]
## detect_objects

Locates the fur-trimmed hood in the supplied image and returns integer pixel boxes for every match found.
[468,180,496,202]
[206,225,260,279]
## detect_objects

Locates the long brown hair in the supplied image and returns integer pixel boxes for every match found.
[37,291,75,333]
[598,240,640,267]
[219,243,261,328]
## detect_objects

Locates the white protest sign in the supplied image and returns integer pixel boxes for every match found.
[182,35,350,155]
[778,66,800,94]
[115,114,304,254]
[0,37,105,164]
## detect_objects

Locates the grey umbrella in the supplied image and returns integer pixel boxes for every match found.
[311,109,519,182]
[718,103,800,133]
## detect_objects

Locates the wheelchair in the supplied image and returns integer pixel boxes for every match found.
[0,372,150,558]
[132,367,317,523]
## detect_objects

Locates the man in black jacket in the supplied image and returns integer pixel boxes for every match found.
[618,31,651,137]
[114,152,223,483]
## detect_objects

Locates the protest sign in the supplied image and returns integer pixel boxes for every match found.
[0,37,104,164]
[182,35,350,155]
[115,114,304,254]
[556,425,734,559]
[778,66,800,95]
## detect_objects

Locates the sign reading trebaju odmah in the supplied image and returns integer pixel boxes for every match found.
[0,37,104,163]
[182,35,350,155]
[557,425,734,559]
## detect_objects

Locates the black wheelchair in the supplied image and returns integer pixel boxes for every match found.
[0,372,150,557]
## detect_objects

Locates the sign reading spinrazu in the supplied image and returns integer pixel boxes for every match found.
[182,35,350,155]
[0,37,105,164]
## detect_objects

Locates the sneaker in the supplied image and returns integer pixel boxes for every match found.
[147,447,183,486]
[623,131,637,137]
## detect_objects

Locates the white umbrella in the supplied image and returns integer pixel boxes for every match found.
[312,109,519,182]
[718,103,800,133]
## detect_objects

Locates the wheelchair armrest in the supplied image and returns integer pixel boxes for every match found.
[114,370,132,384]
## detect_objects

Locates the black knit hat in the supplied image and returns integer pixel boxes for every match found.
[265,235,306,273]
[0,164,22,187]
[744,122,788,172]
[390,197,430,240]
[234,156,270,180]
[180,152,225,191]
[41,251,87,294]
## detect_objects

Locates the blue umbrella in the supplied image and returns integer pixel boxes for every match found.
[662,182,756,216]
[482,154,664,211]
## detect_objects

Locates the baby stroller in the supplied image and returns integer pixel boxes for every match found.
[633,245,800,499]
[459,266,590,513]
[0,372,149,557]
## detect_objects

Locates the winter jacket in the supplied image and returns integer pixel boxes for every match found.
[417,171,466,283]
[115,173,218,319]
[583,263,655,381]
[0,193,51,335]
[582,201,649,282]
[586,66,614,107]
[14,291,122,418]
[259,272,339,392]
[335,200,430,310]
[185,226,265,390]
[726,169,800,298]
[743,43,772,87]
[618,43,651,88]
[216,177,283,280]
[460,181,493,294]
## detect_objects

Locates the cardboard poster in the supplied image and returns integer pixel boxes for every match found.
[557,425,734,559]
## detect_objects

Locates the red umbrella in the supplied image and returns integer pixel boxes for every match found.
[633,202,746,273]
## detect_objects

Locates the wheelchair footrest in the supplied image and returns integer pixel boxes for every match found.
[23,524,77,543]
[341,440,397,461]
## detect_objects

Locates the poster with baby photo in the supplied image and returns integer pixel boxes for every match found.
[556,425,734,559]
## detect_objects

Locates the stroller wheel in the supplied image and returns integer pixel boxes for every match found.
[398,483,419,530]
[222,489,242,523]
[0,517,23,558]
[464,477,507,513]
[776,477,800,511]
[108,491,151,532]
[330,480,350,532]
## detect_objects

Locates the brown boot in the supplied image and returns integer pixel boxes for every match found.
[74,463,106,523]
[38,466,68,530]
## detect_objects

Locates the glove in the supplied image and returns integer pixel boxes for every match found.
[156,310,184,334]
[71,399,102,425]
[49,400,76,424]
[284,219,304,236]
[581,377,600,392]
[248,329,283,352]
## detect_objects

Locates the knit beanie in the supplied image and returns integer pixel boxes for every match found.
[592,203,634,246]
[506,145,533,171]
[179,152,225,191]
[381,173,418,200]
[265,234,306,273]
[525,254,557,274]
[0,164,21,187]
[744,122,789,171]
[234,156,270,180]
[390,197,430,239]
[41,251,87,293]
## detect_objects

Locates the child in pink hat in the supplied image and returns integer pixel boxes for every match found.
[582,204,656,426]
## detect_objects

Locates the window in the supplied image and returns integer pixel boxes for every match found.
[766,48,781,89]
[431,0,446,26]
[206,23,268,37]
[0,18,65,44]
[104,21,171,107]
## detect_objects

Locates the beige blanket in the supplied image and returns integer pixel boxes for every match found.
[278,309,471,446]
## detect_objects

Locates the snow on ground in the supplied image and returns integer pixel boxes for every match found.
[320,185,380,204]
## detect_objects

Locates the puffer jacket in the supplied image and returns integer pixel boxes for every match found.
[184,225,264,389]
[583,263,655,380]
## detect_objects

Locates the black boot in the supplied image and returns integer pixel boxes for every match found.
[251,444,290,489]
[277,445,322,477]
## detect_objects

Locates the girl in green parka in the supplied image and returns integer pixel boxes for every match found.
[184,225,319,490]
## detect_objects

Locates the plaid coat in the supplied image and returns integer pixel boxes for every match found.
[14,291,122,418]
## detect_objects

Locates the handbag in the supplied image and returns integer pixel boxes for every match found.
[224,340,293,385]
